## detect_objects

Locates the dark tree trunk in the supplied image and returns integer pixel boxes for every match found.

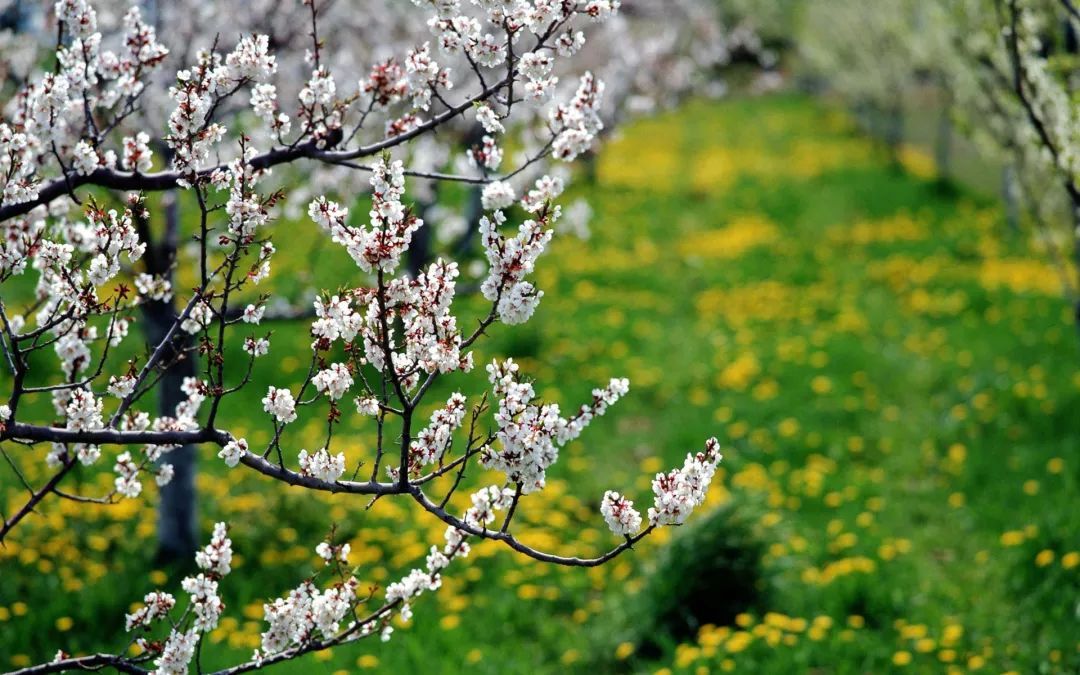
[143,299,198,561]
[407,195,435,279]
[453,184,485,260]
[406,122,488,275]
[139,192,199,561]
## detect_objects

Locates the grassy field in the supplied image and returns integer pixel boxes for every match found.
[2,93,1079,674]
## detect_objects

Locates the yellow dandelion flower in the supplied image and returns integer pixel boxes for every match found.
[999,531,1025,547]
[356,654,379,669]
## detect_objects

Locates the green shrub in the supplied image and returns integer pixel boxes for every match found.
[631,503,768,656]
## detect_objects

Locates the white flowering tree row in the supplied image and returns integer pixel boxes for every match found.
[0,0,727,672]
[992,0,1080,319]
[797,0,1080,332]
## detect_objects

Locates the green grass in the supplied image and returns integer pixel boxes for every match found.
[2,93,1079,674]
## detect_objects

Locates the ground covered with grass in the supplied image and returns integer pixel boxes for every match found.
[2,94,1079,673]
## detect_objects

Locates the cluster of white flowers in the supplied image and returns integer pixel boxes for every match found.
[426,13,504,68]
[242,303,265,324]
[600,490,643,536]
[355,396,380,416]
[469,135,503,171]
[65,388,103,431]
[481,180,516,210]
[310,158,422,274]
[243,336,270,357]
[52,331,88,380]
[474,102,504,134]
[406,392,467,475]
[647,437,723,526]
[125,523,234,674]
[479,210,552,324]
[0,213,42,277]
[218,438,248,468]
[135,273,173,302]
[180,300,213,335]
[315,540,351,564]
[153,629,198,675]
[107,374,137,399]
[550,72,606,161]
[520,175,565,213]
[257,575,359,658]
[395,259,472,374]
[4,0,170,207]
[165,34,277,180]
[72,141,102,175]
[310,259,472,397]
[0,125,37,206]
[480,359,627,492]
[250,83,291,137]
[310,293,363,345]
[125,591,176,632]
[297,67,342,142]
[76,443,101,466]
[362,58,408,108]
[181,573,224,632]
[520,50,557,101]
[209,149,272,242]
[262,386,297,424]
[194,522,233,575]
[404,42,451,110]
[225,34,277,82]
[166,51,227,180]
[297,447,346,483]
[113,451,142,498]
[312,363,354,400]
[86,203,147,286]
[121,132,153,173]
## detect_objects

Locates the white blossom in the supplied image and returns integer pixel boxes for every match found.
[218,438,248,468]
[647,438,723,526]
[312,363,353,400]
[298,447,345,482]
[262,387,297,424]
[600,490,642,536]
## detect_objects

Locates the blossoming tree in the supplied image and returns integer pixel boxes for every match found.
[798,0,929,159]
[977,0,1080,327]
[795,0,1080,335]
[0,0,726,672]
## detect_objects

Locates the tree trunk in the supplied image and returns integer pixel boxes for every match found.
[407,195,435,279]
[1002,164,1020,233]
[453,184,485,260]
[1071,205,1080,347]
[885,103,904,166]
[581,150,598,186]
[144,299,198,561]
[934,92,952,182]
[141,193,199,561]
